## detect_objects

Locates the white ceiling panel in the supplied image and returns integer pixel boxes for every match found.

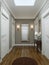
[4,0,47,19]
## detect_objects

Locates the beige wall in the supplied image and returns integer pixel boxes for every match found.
[15,19,34,44]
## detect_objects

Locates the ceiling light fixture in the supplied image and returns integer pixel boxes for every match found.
[14,0,36,6]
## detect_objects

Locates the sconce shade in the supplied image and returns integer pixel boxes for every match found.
[16,24,20,30]
[30,25,33,29]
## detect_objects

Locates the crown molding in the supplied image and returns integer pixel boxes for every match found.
[2,0,15,18]
[3,0,48,19]
[41,8,49,18]
[35,0,47,19]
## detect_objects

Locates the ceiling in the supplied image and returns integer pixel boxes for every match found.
[4,0,47,19]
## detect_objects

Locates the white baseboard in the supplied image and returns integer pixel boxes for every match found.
[8,47,13,54]
[14,44,35,46]
[0,47,13,63]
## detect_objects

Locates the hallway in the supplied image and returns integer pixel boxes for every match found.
[0,0,49,64]
[0,47,49,65]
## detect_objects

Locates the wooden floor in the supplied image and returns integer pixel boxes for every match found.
[0,46,49,65]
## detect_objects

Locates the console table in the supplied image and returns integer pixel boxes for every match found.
[34,39,42,53]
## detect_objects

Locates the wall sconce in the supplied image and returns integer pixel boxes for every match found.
[16,24,20,30]
[30,25,33,30]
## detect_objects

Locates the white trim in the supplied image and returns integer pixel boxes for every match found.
[41,8,49,18]
[3,0,47,19]
[8,47,13,54]
[34,0,47,18]
[1,0,10,16]
[0,47,13,63]
[14,44,34,46]
[2,0,15,18]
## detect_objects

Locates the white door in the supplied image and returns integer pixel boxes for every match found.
[42,12,49,59]
[1,12,9,59]
[44,16,49,58]
[21,24,29,41]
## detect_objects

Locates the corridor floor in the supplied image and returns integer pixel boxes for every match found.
[0,46,49,65]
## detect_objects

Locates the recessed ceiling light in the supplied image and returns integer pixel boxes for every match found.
[14,0,36,6]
